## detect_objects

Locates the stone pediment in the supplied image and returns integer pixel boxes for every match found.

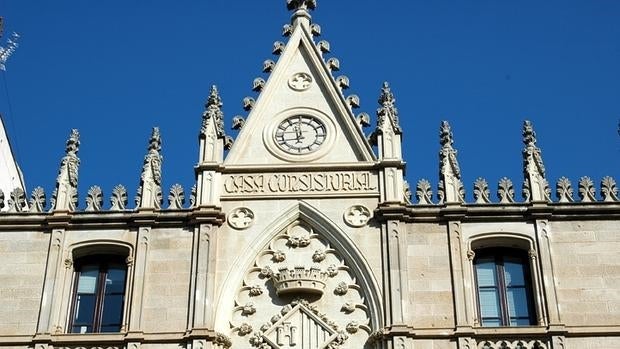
[224,17,375,167]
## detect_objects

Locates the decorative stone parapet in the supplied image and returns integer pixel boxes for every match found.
[271,266,329,296]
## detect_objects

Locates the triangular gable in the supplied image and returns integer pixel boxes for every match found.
[225,23,376,166]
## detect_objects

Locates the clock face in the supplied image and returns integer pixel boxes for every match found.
[274,115,327,154]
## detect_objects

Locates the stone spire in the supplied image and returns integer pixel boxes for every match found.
[376,82,402,135]
[195,86,228,208]
[373,82,403,162]
[198,85,229,164]
[53,129,80,212]
[137,127,163,210]
[522,120,550,202]
[373,82,405,203]
[438,121,464,204]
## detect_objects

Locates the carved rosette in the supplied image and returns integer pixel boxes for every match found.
[230,221,371,348]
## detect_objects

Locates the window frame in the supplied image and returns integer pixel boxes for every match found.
[473,247,536,327]
[68,254,128,334]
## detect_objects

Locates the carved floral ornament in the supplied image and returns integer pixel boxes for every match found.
[230,221,372,348]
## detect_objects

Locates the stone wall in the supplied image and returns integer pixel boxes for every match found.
[551,220,620,326]
[407,223,455,328]
[0,231,47,335]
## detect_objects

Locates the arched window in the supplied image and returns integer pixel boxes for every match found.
[69,255,127,333]
[473,248,536,327]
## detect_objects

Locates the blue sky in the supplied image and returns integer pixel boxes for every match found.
[0,0,618,205]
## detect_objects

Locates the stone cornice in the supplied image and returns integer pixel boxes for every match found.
[374,202,620,223]
[0,207,225,231]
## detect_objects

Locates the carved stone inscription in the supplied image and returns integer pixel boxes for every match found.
[223,171,377,196]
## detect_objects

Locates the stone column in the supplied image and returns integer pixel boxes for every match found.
[36,227,67,334]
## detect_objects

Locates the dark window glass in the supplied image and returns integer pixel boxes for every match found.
[70,256,127,333]
[474,248,535,327]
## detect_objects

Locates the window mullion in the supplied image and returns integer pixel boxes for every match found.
[93,266,107,332]
[496,256,510,326]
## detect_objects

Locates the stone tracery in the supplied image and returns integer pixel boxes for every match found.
[230,221,372,348]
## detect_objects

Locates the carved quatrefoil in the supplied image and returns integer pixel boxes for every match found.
[228,207,255,230]
[288,72,313,91]
[343,205,371,227]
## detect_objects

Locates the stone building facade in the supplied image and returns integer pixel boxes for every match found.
[1,1,619,349]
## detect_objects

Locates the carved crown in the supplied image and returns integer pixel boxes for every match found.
[271,266,329,296]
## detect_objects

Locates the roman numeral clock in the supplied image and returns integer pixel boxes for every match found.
[275,115,326,154]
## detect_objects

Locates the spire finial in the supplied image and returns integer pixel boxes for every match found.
[437,121,464,204]
[53,129,80,211]
[201,85,225,138]
[287,0,316,26]
[376,82,402,134]
[521,120,550,202]
[137,127,163,209]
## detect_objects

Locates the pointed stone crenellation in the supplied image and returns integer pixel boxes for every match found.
[498,177,516,204]
[7,187,26,212]
[474,178,492,204]
[416,179,434,205]
[556,177,574,203]
[522,120,550,202]
[53,129,80,212]
[578,176,597,202]
[137,127,163,210]
[85,185,103,212]
[28,187,46,213]
[438,121,465,204]
[601,176,619,202]
[110,184,128,211]
[168,184,185,210]
[189,184,197,208]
